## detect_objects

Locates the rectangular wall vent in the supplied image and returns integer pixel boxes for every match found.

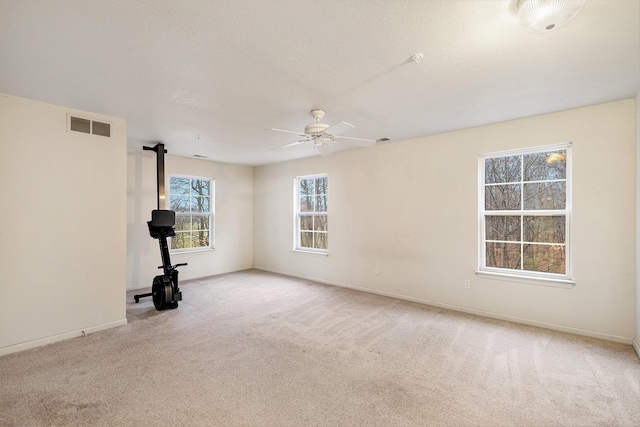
[68,114,111,137]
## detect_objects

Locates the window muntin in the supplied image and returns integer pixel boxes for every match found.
[480,144,571,280]
[295,174,328,252]
[169,176,214,251]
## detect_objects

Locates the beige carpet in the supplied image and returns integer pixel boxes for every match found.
[1,269,639,426]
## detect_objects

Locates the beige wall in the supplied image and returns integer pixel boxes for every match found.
[127,150,253,290]
[254,99,636,343]
[2,94,635,355]
[635,91,640,356]
[0,94,127,355]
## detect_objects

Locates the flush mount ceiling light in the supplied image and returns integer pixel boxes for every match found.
[517,0,586,33]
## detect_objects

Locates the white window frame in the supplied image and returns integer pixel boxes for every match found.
[477,143,573,286]
[168,174,215,253]
[294,173,328,254]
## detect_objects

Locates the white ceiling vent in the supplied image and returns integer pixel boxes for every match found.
[68,114,111,137]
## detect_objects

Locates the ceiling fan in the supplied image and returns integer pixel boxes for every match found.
[271,109,376,156]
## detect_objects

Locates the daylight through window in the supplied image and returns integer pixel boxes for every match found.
[479,144,571,280]
[295,174,328,252]
[169,176,213,251]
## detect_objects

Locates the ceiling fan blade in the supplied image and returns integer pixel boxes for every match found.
[281,140,308,148]
[324,121,355,136]
[271,128,308,137]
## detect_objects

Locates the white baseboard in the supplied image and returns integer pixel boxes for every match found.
[0,318,128,357]
[254,267,633,346]
[633,339,640,359]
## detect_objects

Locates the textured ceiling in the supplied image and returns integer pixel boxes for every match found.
[1,0,638,165]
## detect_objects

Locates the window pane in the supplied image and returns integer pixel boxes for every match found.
[523,244,565,274]
[485,184,521,210]
[523,182,565,210]
[315,195,327,212]
[300,232,313,248]
[523,216,565,243]
[170,177,191,195]
[296,175,327,252]
[314,232,327,250]
[523,151,566,181]
[313,215,327,232]
[191,196,210,213]
[169,176,213,252]
[191,179,210,196]
[192,215,209,231]
[485,216,521,241]
[175,215,191,231]
[486,242,521,270]
[171,232,191,249]
[315,176,328,195]
[193,230,209,248]
[300,215,313,231]
[299,179,314,197]
[170,195,190,212]
[485,156,521,184]
[300,196,314,212]
[170,235,179,250]
[481,147,569,277]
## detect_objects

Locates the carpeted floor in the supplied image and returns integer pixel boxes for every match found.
[1,269,639,426]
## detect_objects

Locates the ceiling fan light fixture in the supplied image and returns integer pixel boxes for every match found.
[517,0,586,33]
[316,141,333,156]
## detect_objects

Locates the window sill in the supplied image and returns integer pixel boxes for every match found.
[293,249,329,257]
[475,270,575,288]
[170,247,215,255]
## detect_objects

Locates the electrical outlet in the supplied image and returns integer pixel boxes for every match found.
[374,267,379,275]
[464,280,470,289]
[335,262,339,269]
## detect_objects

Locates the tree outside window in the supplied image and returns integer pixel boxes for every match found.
[296,174,328,252]
[480,144,571,279]
[169,176,213,251]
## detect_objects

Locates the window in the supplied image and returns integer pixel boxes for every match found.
[479,143,571,282]
[295,174,328,252]
[169,175,213,251]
